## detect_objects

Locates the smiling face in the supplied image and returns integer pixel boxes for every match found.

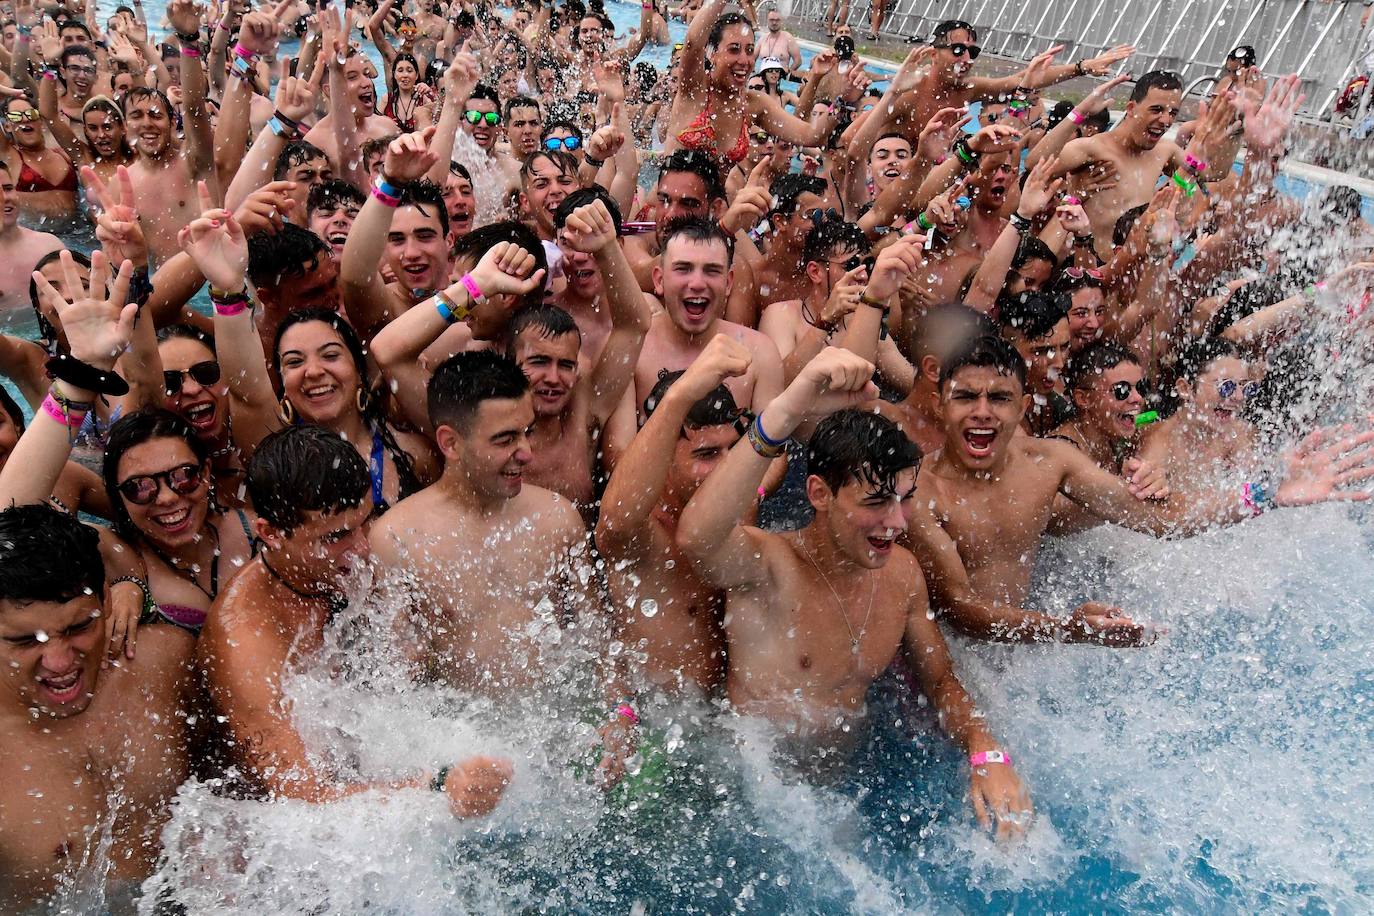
[82,108,126,160]
[710,23,756,91]
[665,422,740,502]
[0,594,103,718]
[654,235,732,336]
[123,92,173,158]
[393,59,417,91]
[341,54,377,118]
[557,227,602,299]
[159,336,229,443]
[442,171,476,237]
[1181,355,1256,430]
[1127,86,1182,149]
[521,154,578,236]
[1073,360,1145,440]
[1066,286,1106,349]
[939,365,1028,470]
[810,469,917,568]
[308,199,360,259]
[446,395,535,500]
[868,136,912,192]
[116,437,211,549]
[462,96,500,150]
[933,27,976,82]
[4,98,44,150]
[62,51,97,96]
[654,171,712,240]
[278,321,363,426]
[512,327,580,417]
[385,204,450,292]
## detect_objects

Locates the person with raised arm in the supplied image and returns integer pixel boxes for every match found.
[676,346,1033,838]
[197,424,513,819]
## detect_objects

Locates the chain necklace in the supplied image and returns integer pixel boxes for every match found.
[796,534,876,655]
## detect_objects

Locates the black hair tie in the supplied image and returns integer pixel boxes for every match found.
[46,354,130,397]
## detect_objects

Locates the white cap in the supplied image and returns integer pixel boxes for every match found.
[756,56,786,74]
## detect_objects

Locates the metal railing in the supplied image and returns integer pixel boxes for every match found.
[785,0,1374,121]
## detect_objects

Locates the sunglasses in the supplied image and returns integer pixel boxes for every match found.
[804,207,840,225]
[1216,379,1260,400]
[4,108,41,123]
[1108,379,1149,401]
[1063,267,1105,281]
[65,64,98,76]
[117,463,203,505]
[544,135,582,151]
[163,360,222,396]
[935,41,980,59]
[832,254,875,273]
[398,26,418,36]
[464,109,501,125]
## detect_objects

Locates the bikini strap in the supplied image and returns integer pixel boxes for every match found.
[369,427,386,507]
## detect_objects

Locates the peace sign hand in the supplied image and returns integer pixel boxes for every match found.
[178,181,249,294]
[31,250,138,372]
[86,165,148,268]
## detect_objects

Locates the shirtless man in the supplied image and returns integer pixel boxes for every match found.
[518,149,579,242]
[0,160,61,314]
[905,334,1374,645]
[0,505,193,912]
[727,173,831,328]
[459,84,521,191]
[595,334,747,696]
[303,47,396,183]
[122,0,215,267]
[998,289,1072,435]
[1049,70,1236,260]
[676,347,1033,837]
[198,425,512,817]
[623,150,729,291]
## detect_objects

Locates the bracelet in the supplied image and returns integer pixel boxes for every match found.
[267,115,299,139]
[110,574,151,610]
[1242,481,1274,517]
[859,291,888,311]
[370,184,401,207]
[232,42,256,60]
[41,389,92,426]
[41,67,58,81]
[1184,153,1207,174]
[16,24,32,36]
[213,298,250,317]
[1073,232,1095,248]
[1008,211,1033,233]
[272,109,300,130]
[1069,108,1087,125]
[745,415,786,458]
[969,750,1011,767]
[458,272,485,304]
[46,354,129,397]
[375,175,404,199]
[430,765,451,793]
[583,153,605,169]
[952,138,979,169]
[180,45,202,58]
[229,54,254,79]
[177,29,202,44]
[614,704,639,726]
[48,384,95,415]
[434,289,471,324]
[1074,60,1085,76]
[916,212,934,231]
[1170,171,1197,197]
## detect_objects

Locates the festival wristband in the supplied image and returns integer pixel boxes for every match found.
[1009,211,1033,232]
[746,415,786,458]
[430,765,450,793]
[614,704,639,726]
[41,68,58,81]
[458,272,485,304]
[583,154,605,169]
[375,175,403,199]
[859,291,889,311]
[1170,171,1197,197]
[370,183,401,207]
[229,54,254,79]
[916,212,934,231]
[1242,481,1274,516]
[267,115,297,139]
[1184,153,1207,174]
[969,750,1011,767]
[434,290,470,324]
[180,44,202,58]
[232,42,256,60]
[272,109,300,131]
[953,138,979,169]
[213,298,249,317]
[41,391,88,428]
[1069,108,1088,125]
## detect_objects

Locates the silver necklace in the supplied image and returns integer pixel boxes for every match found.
[796,535,876,655]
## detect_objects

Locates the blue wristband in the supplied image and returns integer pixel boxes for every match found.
[375,176,403,200]
[754,414,787,447]
[267,116,295,139]
[434,291,469,324]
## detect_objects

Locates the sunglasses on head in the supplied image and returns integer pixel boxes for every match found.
[805,206,840,225]
[935,41,980,59]
[163,360,221,396]
[1107,379,1149,401]
[4,108,41,123]
[1216,379,1260,400]
[544,135,582,151]
[1063,267,1105,281]
[117,463,203,505]
[464,109,501,125]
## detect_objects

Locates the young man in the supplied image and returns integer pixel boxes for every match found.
[0,505,194,911]
[302,48,398,182]
[595,334,748,696]
[198,426,512,818]
[998,289,1073,435]
[306,179,365,260]
[726,174,831,328]
[676,347,1033,837]
[1057,270,1109,352]
[758,8,802,76]
[904,334,1373,646]
[503,95,543,160]
[0,160,63,313]
[247,223,344,353]
[519,149,580,242]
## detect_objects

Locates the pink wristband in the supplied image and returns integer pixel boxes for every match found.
[370,185,400,207]
[614,704,639,726]
[213,300,248,317]
[459,272,483,302]
[232,43,255,60]
[1185,153,1208,173]
[969,750,1011,767]
[1069,109,1087,125]
[40,393,85,426]
[181,45,201,58]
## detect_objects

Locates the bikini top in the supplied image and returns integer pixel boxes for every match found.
[141,509,254,635]
[15,148,79,194]
[676,98,750,166]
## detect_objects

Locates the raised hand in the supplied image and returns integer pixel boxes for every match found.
[809,48,836,78]
[166,0,206,37]
[921,179,966,235]
[586,108,626,164]
[274,65,324,124]
[1066,156,1119,199]
[890,45,934,96]
[1242,73,1303,154]
[917,106,969,161]
[1055,199,1091,236]
[383,126,440,182]
[1273,425,1374,507]
[441,755,513,818]
[788,346,878,420]
[1077,72,1131,116]
[467,240,546,298]
[969,754,1033,841]
[31,250,137,370]
[38,19,61,61]
[862,233,922,303]
[85,165,148,268]
[1021,43,1065,88]
[443,52,480,101]
[233,180,298,237]
[1016,155,1063,219]
[593,58,626,106]
[1080,44,1134,76]
[817,264,865,331]
[559,198,618,254]
[967,122,1022,154]
[237,2,289,57]
[838,61,872,103]
[1122,457,1169,501]
[678,333,752,399]
[179,181,250,293]
[719,158,773,235]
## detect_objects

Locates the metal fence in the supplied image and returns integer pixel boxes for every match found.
[785,0,1374,120]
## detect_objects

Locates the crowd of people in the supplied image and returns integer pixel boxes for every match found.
[0,0,1372,906]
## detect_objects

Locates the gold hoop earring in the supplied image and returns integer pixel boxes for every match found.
[356,387,368,412]
[279,397,295,424]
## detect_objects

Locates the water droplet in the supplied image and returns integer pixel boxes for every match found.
[640,598,659,618]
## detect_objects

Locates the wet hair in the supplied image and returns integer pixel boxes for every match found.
[553,185,623,234]
[102,409,211,544]
[707,11,752,51]
[451,220,548,310]
[58,19,92,38]
[59,44,95,67]
[940,333,1029,391]
[448,160,473,183]
[802,218,868,266]
[156,322,215,352]
[807,409,921,496]
[658,149,725,202]
[0,385,26,435]
[1064,340,1139,391]
[28,248,92,347]
[307,178,366,216]
[1112,203,1149,246]
[871,130,912,153]
[503,302,581,354]
[247,223,331,289]
[119,86,173,120]
[998,289,1069,340]
[643,369,743,433]
[505,95,541,120]
[520,149,580,184]
[396,178,450,238]
[909,302,998,363]
[661,216,734,262]
[272,139,328,181]
[466,83,501,108]
[932,19,977,43]
[0,505,103,607]
[247,425,369,533]
[540,119,584,143]
[1011,236,1057,271]
[1175,336,1242,383]
[361,134,398,168]
[768,173,827,217]
[427,350,530,433]
[633,61,659,93]
[1052,271,1105,296]
[1130,69,1183,103]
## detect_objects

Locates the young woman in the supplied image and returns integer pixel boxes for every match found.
[1049,341,1147,474]
[380,53,434,133]
[1,95,80,227]
[157,323,247,507]
[39,93,136,194]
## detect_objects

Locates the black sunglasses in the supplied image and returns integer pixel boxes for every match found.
[836,254,876,273]
[117,463,204,505]
[805,207,840,226]
[1109,379,1149,402]
[163,360,221,396]
[935,41,981,59]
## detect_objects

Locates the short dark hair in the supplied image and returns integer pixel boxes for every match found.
[427,350,530,433]
[59,44,95,66]
[156,322,215,352]
[102,409,210,544]
[272,139,328,181]
[1176,336,1242,383]
[466,83,501,108]
[397,178,450,238]
[504,302,581,354]
[119,86,172,120]
[361,134,399,165]
[553,185,623,234]
[247,222,331,288]
[910,302,998,363]
[29,248,90,346]
[521,148,579,183]
[1011,236,1057,271]
[999,289,1069,340]
[940,333,1028,391]
[1130,70,1183,103]
[540,119,585,142]
[248,425,370,532]
[932,19,977,43]
[803,219,867,266]
[1064,340,1139,392]
[643,369,744,432]
[1052,271,1105,296]
[451,219,548,310]
[807,409,921,496]
[59,19,92,37]
[658,149,725,202]
[769,173,827,217]
[0,505,103,607]
[1112,204,1148,246]
[505,95,541,120]
[307,178,366,216]
[661,216,734,263]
